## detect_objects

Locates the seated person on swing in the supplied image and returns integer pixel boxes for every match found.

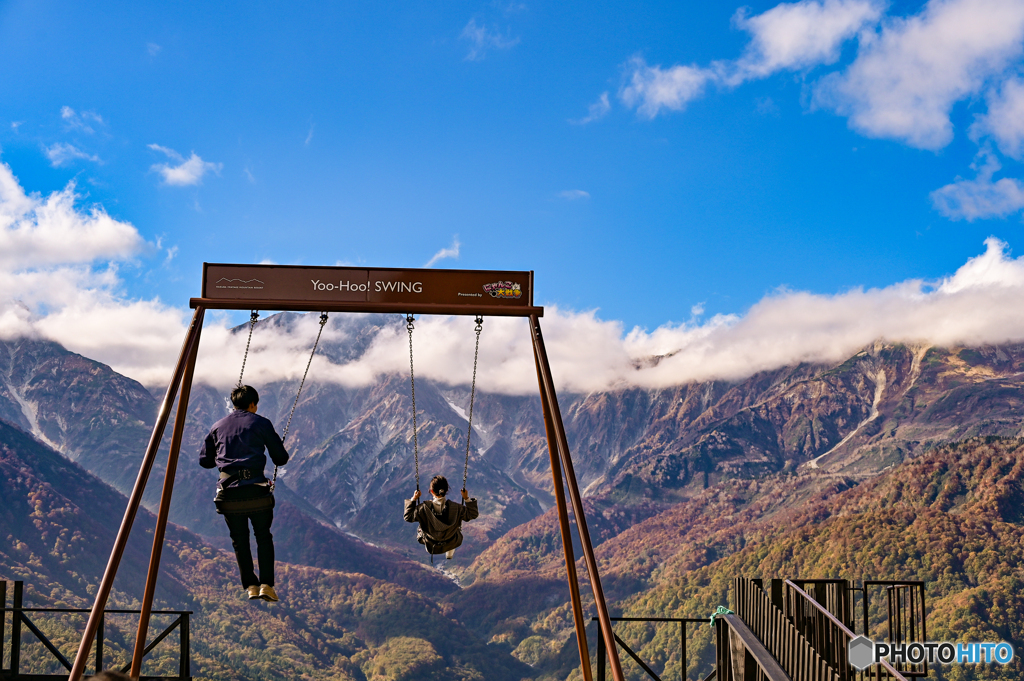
[404,475,479,559]
[199,385,289,602]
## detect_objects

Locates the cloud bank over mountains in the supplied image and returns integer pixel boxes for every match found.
[613,0,1024,221]
[4,159,1024,394]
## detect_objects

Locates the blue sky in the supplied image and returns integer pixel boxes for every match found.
[4,0,1024,390]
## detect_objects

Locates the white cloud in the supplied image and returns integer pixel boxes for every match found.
[6,161,1024,394]
[930,149,1024,220]
[147,43,161,56]
[60,106,104,134]
[972,77,1024,159]
[726,0,884,83]
[558,190,590,200]
[148,144,222,186]
[460,19,520,61]
[572,92,611,125]
[43,142,101,168]
[814,0,1024,150]
[619,0,882,117]
[0,162,143,269]
[424,236,461,267]
[620,57,715,118]
[305,125,314,146]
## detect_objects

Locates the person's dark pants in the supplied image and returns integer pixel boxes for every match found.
[224,509,275,588]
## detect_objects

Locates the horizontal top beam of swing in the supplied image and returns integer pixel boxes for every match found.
[190,297,544,316]
[190,262,543,317]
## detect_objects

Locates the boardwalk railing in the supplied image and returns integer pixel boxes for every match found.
[592,617,715,681]
[714,613,792,681]
[860,581,927,679]
[733,578,839,681]
[1,581,191,681]
[783,580,908,681]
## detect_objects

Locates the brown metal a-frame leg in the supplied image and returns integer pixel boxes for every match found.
[530,315,625,681]
[68,307,206,681]
[129,311,204,679]
[534,348,593,681]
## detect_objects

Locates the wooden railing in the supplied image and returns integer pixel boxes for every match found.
[1,581,191,681]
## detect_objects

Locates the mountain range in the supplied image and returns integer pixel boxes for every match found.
[3,313,1024,679]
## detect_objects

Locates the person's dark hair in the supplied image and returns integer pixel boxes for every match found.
[429,475,449,497]
[88,672,132,680]
[231,385,259,410]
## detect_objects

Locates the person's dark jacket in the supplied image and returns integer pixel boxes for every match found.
[199,410,289,488]
[403,496,479,553]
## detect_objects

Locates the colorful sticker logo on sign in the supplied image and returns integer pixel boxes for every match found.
[483,281,522,299]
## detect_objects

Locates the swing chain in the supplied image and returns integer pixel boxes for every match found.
[407,314,420,492]
[272,311,329,493]
[237,310,260,387]
[463,316,483,492]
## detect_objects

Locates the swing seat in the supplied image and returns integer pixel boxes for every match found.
[416,526,463,555]
[214,486,275,515]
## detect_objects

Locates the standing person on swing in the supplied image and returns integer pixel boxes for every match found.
[405,475,479,559]
[199,384,288,601]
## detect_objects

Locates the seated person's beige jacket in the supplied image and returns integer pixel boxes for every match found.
[404,496,479,554]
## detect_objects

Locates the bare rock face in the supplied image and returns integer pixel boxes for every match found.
[0,337,156,489]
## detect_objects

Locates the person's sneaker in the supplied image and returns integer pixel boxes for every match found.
[259,585,279,602]
[246,585,260,600]
[445,549,455,560]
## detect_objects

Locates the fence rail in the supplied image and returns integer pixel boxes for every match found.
[1,581,191,680]
[714,613,792,681]
[733,579,838,681]
[783,580,908,681]
[592,617,716,681]
[861,581,927,678]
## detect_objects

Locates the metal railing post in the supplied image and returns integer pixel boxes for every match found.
[597,622,606,681]
[11,581,22,677]
[681,621,686,681]
[1,580,6,673]
[179,613,191,679]
[96,613,104,675]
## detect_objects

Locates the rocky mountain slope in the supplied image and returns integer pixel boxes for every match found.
[6,322,1024,679]
[10,317,1024,561]
[0,417,528,681]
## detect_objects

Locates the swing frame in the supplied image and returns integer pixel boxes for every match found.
[67,263,626,681]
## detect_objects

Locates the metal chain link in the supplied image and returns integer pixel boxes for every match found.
[463,316,483,492]
[271,311,328,493]
[407,314,420,491]
[237,311,259,387]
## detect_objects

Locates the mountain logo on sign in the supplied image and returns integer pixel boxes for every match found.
[215,278,265,289]
[483,281,521,299]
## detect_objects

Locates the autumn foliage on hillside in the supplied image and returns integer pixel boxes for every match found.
[455,438,1024,680]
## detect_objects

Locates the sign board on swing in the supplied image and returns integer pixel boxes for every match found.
[195,263,539,316]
